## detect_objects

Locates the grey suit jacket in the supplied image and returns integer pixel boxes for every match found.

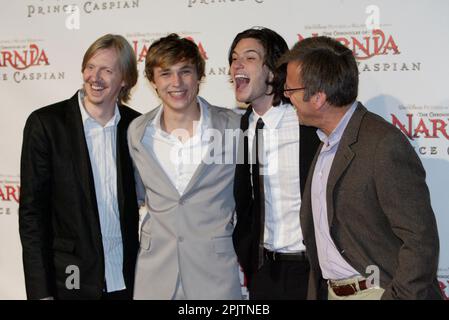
[128,97,242,300]
[301,102,442,300]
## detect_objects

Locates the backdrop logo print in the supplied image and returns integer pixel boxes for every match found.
[298,29,400,61]
[187,0,264,8]
[0,184,20,204]
[0,44,49,70]
[0,176,20,216]
[392,112,449,141]
[439,278,449,300]
[131,35,208,64]
[27,0,140,18]
[298,25,421,73]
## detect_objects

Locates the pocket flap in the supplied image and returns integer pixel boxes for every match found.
[140,231,152,251]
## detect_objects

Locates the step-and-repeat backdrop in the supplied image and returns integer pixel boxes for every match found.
[1,0,448,299]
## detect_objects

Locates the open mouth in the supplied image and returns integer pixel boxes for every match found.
[168,90,187,99]
[88,82,105,94]
[234,74,250,90]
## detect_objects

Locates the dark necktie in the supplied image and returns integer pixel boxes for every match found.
[252,117,265,269]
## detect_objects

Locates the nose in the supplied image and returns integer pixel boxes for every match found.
[171,72,182,86]
[89,68,101,82]
[231,57,244,70]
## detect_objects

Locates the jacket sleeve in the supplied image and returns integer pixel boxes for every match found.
[374,130,440,299]
[127,120,145,207]
[19,112,54,300]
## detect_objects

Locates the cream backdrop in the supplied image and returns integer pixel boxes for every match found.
[1,0,448,299]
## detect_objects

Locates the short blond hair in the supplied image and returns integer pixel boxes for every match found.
[82,34,138,103]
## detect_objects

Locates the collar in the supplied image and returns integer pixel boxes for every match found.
[78,89,120,128]
[317,101,358,149]
[149,96,210,142]
[250,102,291,129]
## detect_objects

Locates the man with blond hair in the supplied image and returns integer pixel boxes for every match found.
[19,34,141,300]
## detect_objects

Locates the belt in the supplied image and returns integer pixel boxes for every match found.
[329,278,368,296]
[263,248,308,262]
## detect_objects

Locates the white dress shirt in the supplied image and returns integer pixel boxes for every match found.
[248,103,305,253]
[78,92,125,292]
[141,97,211,196]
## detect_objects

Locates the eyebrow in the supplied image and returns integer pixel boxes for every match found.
[158,65,195,73]
[232,49,262,56]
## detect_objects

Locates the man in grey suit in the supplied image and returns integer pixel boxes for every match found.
[281,36,443,300]
[128,34,242,300]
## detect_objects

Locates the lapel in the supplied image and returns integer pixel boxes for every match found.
[299,124,320,196]
[133,107,181,199]
[64,92,100,221]
[182,98,226,196]
[115,105,128,222]
[300,141,323,241]
[326,103,367,226]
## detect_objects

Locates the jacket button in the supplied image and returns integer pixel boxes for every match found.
[178,236,184,242]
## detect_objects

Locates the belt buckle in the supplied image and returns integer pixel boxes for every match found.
[330,278,365,297]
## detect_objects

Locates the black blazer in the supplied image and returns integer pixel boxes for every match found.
[19,92,141,299]
[233,106,320,283]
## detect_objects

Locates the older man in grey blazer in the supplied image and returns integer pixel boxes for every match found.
[281,36,443,300]
[128,34,242,300]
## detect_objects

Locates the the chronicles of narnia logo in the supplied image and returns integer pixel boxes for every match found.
[0,39,64,83]
[298,23,421,73]
[128,32,229,77]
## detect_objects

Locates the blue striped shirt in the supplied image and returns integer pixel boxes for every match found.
[78,91,125,292]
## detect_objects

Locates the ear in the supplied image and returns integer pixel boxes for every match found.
[312,91,327,110]
[268,70,274,82]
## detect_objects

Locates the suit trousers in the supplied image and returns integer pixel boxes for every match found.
[248,258,310,300]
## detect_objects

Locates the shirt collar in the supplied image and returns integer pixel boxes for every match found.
[150,96,210,141]
[317,101,358,149]
[78,89,121,128]
[251,102,290,129]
